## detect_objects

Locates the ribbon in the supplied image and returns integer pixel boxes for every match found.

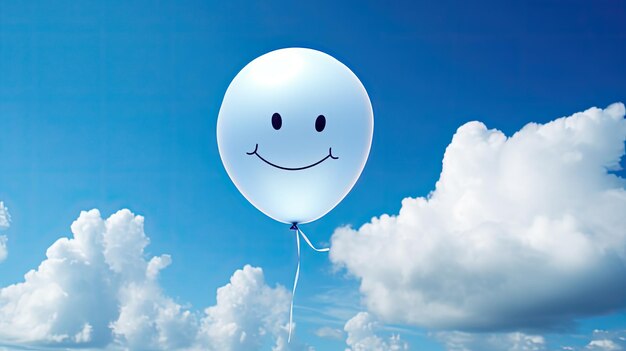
[288,223,329,343]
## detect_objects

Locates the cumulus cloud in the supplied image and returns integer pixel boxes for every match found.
[197,265,293,351]
[109,257,197,350]
[331,103,626,331]
[585,330,626,351]
[0,202,10,263]
[0,209,294,350]
[587,340,621,351]
[0,209,125,346]
[344,312,409,351]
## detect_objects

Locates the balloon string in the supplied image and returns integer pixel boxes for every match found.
[288,227,300,343]
[288,224,330,343]
[298,227,330,252]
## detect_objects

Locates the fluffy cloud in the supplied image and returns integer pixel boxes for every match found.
[0,209,294,350]
[585,330,626,351]
[587,340,622,351]
[0,202,10,263]
[0,209,125,346]
[434,331,545,351]
[331,103,626,331]
[197,265,292,351]
[344,312,408,351]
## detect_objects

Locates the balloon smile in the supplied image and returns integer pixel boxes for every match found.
[246,143,339,171]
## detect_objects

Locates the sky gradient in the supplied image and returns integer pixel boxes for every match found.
[1,1,625,350]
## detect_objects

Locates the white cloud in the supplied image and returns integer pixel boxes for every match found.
[197,265,293,351]
[432,328,626,351]
[585,330,626,351]
[0,209,296,350]
[0,202,11,263]
[0,236,6,263]
[588,340,621,351]
[109,256,197,350]
[315,326,344,340]
[344,312,409,351]
[0,202,9,230]
[330,103,626,331]
[434,331,546,351]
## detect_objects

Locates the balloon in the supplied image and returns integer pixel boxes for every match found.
[217,48,373,224]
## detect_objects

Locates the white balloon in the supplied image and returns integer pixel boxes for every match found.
[217,48,373,224]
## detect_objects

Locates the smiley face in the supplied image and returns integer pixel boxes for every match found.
[246,142,338,171]
[246,112,339,171]
[217,48,373,224]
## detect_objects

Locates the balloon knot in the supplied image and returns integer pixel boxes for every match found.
[290,223,298,231]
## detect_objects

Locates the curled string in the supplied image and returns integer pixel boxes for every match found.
[298,227,330,253]
[288,224,329,343]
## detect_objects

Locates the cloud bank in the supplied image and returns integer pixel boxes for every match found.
[434,329,626,351]
[0,202,10,263]
[331,103,626,331]
[434,331,546,351]
[0,209,298,350]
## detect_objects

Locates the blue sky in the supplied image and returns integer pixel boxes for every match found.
[0,1,625,350]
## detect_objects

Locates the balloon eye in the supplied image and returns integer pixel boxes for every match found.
[272,113,282,130]
[315,115,326,132]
